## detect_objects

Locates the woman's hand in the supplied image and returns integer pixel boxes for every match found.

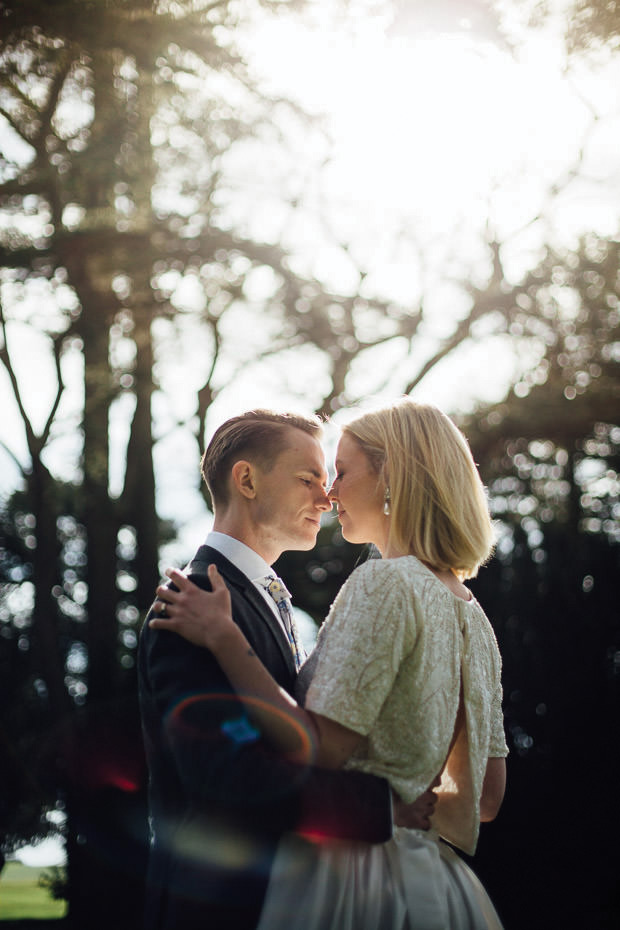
[149,564,235,651]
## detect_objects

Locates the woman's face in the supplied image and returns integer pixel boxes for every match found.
[329,432,387,551]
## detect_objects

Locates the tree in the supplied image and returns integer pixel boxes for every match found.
[450,233,620,928]
[461,232,620,491]
[531,0,620,52]
[0,0,318,920]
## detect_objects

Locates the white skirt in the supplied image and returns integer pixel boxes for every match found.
[257,827,503,930]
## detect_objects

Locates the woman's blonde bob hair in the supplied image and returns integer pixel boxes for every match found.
[342,399,495,579]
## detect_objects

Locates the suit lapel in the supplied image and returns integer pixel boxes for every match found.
[187,546,297,676]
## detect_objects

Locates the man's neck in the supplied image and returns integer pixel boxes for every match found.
[212,516,280,566]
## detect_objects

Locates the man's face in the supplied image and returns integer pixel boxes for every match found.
[251,428,331,562]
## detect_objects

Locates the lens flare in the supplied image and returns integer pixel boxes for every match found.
[165,691,315,764]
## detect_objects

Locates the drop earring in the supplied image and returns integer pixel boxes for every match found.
[383,487,391,516]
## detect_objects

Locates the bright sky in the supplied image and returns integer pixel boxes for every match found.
[236,3,620,263]
[207,2,620,415]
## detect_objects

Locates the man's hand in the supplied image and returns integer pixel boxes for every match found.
[392,776,440,831]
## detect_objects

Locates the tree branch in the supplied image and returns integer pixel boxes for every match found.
[0,437,28,480]
[40,331,69,448]
[0,104,34,144]
[0,299,38,459]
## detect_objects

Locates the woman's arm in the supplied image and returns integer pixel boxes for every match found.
[149,565,362,767]
[479,757,506,822]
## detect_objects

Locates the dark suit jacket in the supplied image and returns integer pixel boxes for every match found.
[138,545,392,930]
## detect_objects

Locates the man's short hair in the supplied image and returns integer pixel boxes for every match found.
[201,409,323,508]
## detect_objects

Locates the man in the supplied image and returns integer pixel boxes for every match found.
[138,410,434,930]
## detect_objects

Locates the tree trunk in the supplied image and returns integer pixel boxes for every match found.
[28,459,70,721]
[122,298,159,610]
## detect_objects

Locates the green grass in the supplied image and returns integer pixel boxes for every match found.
[0,862,66,921]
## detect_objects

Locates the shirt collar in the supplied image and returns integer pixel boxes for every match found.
[205,531,274,585]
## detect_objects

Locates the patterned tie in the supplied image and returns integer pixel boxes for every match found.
[258,575,306,670]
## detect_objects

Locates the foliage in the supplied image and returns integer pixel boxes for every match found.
[460,233,620,541]
[454,234,620,924]
[531,0,620,51]
[467,516,620,928]
[38,865,69,901]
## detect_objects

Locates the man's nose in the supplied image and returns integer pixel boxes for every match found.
[316,487,333,511]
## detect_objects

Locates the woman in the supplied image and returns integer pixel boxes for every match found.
[150,400,508,929]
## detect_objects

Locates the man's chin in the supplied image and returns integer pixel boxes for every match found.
[289,532,320,551]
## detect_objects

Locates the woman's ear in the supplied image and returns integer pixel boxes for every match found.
[230,460,257,499]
